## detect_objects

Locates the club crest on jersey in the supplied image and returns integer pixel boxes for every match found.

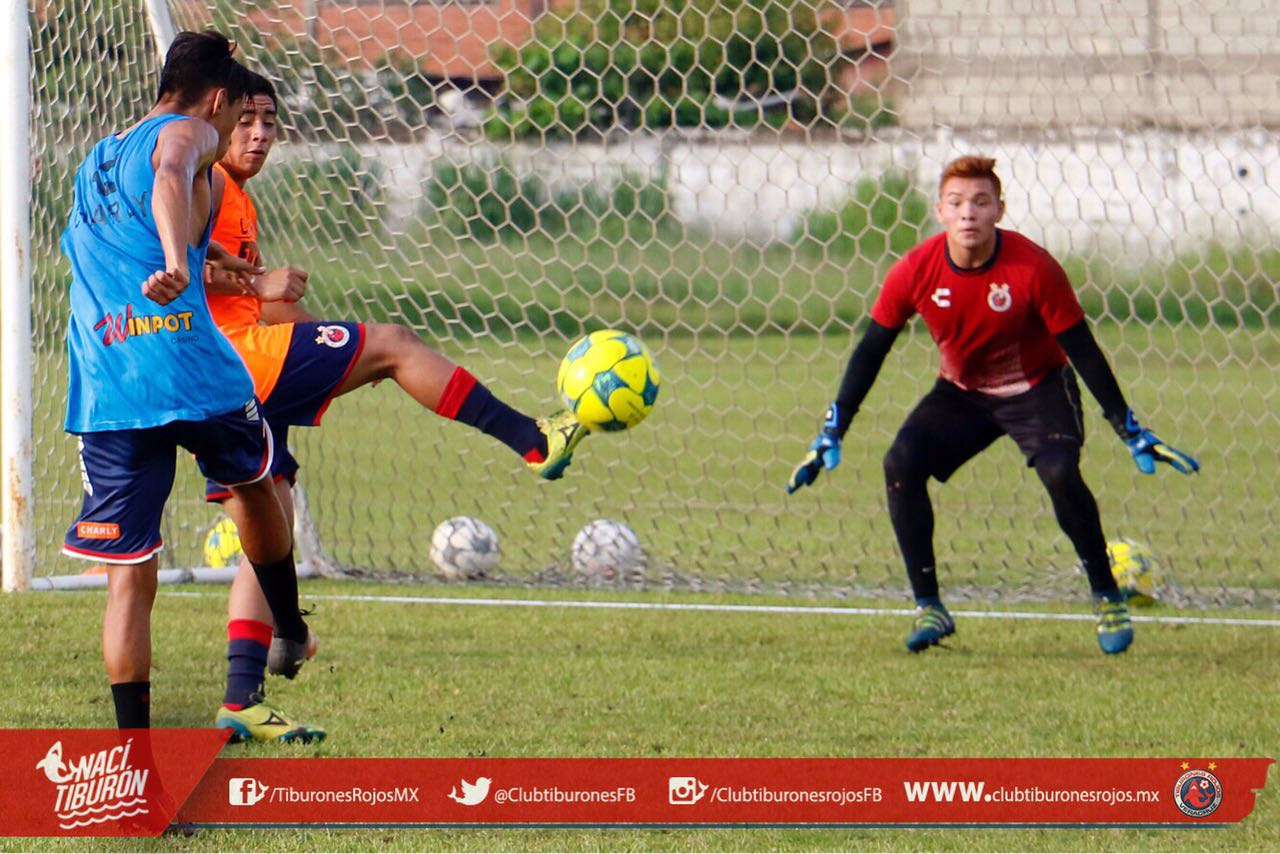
[987,283,1012,312]
[315,325,351,349]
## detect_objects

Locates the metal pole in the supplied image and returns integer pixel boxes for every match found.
[1,0,34,591]
[142,0,177,61]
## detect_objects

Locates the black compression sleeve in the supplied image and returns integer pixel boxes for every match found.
[832,320,900,436]
[1055,320,1129,424]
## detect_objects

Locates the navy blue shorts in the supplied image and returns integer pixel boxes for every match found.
[65,400,273,563]
[891,365,1086,483]
[205,321,363,502]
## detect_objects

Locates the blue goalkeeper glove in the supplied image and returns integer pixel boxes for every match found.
[787,403,843,494]
[1110,408,1200,475]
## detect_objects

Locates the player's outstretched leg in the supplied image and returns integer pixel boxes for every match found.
[333,323,587,478]
[527,411,589,480]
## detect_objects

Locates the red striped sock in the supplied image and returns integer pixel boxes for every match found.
[436,366,545,460]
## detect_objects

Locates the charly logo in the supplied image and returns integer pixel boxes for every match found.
[1174,767,1223,818]
[315,325,351,348]
[36,739,150,830]
[987,283,1012,312]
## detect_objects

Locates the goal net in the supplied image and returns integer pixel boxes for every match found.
[20,0,1279,608]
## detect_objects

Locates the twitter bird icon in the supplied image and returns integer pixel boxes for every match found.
[448,777,492,805]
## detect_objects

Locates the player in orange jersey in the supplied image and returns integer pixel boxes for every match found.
[203,72,587,743]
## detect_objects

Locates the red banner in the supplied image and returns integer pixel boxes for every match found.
[0,729,228,836]
[179,757,1273,827]
[0,738,1268,834]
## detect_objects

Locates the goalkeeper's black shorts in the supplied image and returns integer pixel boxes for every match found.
[890,364,1086,483]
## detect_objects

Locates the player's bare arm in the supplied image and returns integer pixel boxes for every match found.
[204,241,264,294]
[253,265,309,303]
[144,118,220,304]
[259,298,316,324]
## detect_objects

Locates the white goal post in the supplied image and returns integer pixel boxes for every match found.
[2,0,33,592]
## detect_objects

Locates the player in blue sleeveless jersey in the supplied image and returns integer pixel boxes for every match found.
[61,31,314,732]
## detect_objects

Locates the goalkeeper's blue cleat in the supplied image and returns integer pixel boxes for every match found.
[1112,409,1200,475]
[215,694,327,745]
[1093,592,1134,655]
[906,602,955,652]
[786,403,843,493]
[528,411,590,480]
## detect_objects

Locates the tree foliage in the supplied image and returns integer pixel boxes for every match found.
[485,0,847,139]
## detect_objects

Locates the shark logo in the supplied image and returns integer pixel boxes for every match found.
[37,737,151,829]
[448,777,492,806]
[36,742,73,785]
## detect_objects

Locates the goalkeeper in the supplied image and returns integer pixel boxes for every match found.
[787,155,1198,656]
[203,72,587,743]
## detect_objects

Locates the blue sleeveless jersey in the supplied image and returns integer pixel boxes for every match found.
[62,114,253,432]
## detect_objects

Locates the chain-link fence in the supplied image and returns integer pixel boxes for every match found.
[25,0,1279,607]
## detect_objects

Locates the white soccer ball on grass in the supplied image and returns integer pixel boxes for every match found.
[572,519,646,581]
[430,516,500,581]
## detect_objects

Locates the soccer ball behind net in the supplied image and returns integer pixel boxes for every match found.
[430,516,501,581]
[572,519,646,582]
[557,330,661,431]
[203,517,243,569]
[1107,539,1163,606]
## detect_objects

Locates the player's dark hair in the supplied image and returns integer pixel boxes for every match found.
[242,69,283,125]
[244,69,278,106]
[156,30,254,107]
[939,155,1002,199]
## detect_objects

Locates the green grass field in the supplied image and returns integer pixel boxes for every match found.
[0,578,1276,851]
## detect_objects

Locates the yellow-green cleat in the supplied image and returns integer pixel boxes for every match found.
[527,411,589,480]
[216,694,327,745]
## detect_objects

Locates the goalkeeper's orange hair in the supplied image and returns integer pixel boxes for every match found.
[939,155,1002,200]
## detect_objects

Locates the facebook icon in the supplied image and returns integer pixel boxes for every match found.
[229,777,269,806]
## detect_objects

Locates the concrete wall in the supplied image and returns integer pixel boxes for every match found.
[894,0,1280,129]
[278,128,1280,262]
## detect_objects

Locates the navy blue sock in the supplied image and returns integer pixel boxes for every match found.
[436,367,545,461]
[110,681,150,729]
[223,619,271,709]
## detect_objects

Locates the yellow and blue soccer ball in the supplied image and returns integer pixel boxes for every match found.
[1107,539,1162,606]
[557,330,660,432]
[203,517,244,568]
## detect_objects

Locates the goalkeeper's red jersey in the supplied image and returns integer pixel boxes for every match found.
[870,229,1085,397]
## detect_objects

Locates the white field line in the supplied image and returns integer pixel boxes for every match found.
[161,590,1280,628]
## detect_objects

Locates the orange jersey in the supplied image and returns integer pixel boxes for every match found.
[208,163,293,401]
